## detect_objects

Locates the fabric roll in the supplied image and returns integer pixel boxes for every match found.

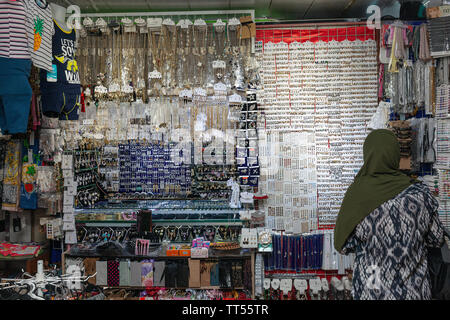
[153,261,165,287]
[83,258,98,285]
[219,261,232,288]
[164,261,177,288]
[95,261,107,286]
[141,259,154,287]
[119,260,130,287]
[129,261,142,287]
[177,260,189,288]
[232,260,243,288]
[200,261,211,287]
[188,259,201,288]
[107,260,120,287]
[210,262,220,286]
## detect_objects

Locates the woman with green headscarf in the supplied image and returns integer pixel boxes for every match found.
[334,129,445,300]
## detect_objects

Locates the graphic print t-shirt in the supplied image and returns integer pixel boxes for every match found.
[40,20,81,95]
[23,0,54,71]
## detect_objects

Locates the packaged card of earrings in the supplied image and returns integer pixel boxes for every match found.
[36,166,57,194]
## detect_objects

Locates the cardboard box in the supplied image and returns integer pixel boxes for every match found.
[238,16,256,39]
[191,247,209,258]
[179,249,191,257]
[238,23,256,39]
[427,5,450,18]
[166,249,179,256]
[239,16,253,24]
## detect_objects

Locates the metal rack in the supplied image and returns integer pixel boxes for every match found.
[78,9,256,53]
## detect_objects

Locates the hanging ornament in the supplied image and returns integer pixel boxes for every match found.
[214,19,226,57]
[193,19,207,86]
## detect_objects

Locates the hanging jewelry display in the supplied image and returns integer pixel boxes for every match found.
[176,19,187,92]
[414,60,425,107]
[213,60,226,82]
[148,70,163,97]
[228,93,242,123]
[161,18,178,95]
[153,226,166,242]
[178,226,191,242]
[227,18,244,90]
[167,226,178,241]
[78,26,88,86]
[227,18,240,51]
[240,34,252,86]
[186,21,195,88]
[82,18,94,85]
[205,23,216,92]
[135,17,148,101]
[148,18,163,74]
[95,18,108,87]
[120,18,136,101]
[108,20,121,100]
[176,19,194,89]
[214,19,226,58]
[213,81,228,104]
[89,23,100,88]
[193,19,207,87]
[103,20,115,89]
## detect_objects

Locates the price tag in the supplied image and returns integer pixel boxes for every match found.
[63,213,75,223]
[62,169,73,179]
[280,279,292,295]
[309,278,322,295]
[271,278,280,290]
[62,154,73,170]
[65,185,77,196]
[63,205,74,214]
[342,276,352,291]
[330,277,344,291]
[64,177,76,187]
[124,25,136,33]
[293,279,308,294]
[65,230,77,244]
[263,278,271,290]
[27,149,33,164]
[63,195,74,206]
[63,221,75,231]
[321,278,330,292]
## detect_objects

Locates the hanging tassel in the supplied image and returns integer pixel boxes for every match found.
[80,90,86,113]
[388,26,400,73]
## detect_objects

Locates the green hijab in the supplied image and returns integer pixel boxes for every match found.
[334,129,416,252]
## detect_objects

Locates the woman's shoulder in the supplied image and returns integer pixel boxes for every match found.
[399,182,432,197]
[397,182,439,209]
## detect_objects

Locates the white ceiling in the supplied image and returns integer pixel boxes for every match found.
[50,0,406,19]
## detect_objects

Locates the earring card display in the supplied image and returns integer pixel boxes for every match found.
[118,142,191,197]
[259,131,317,233]
[256,27,378,228]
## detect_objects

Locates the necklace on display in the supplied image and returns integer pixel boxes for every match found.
[193,19,207,86]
